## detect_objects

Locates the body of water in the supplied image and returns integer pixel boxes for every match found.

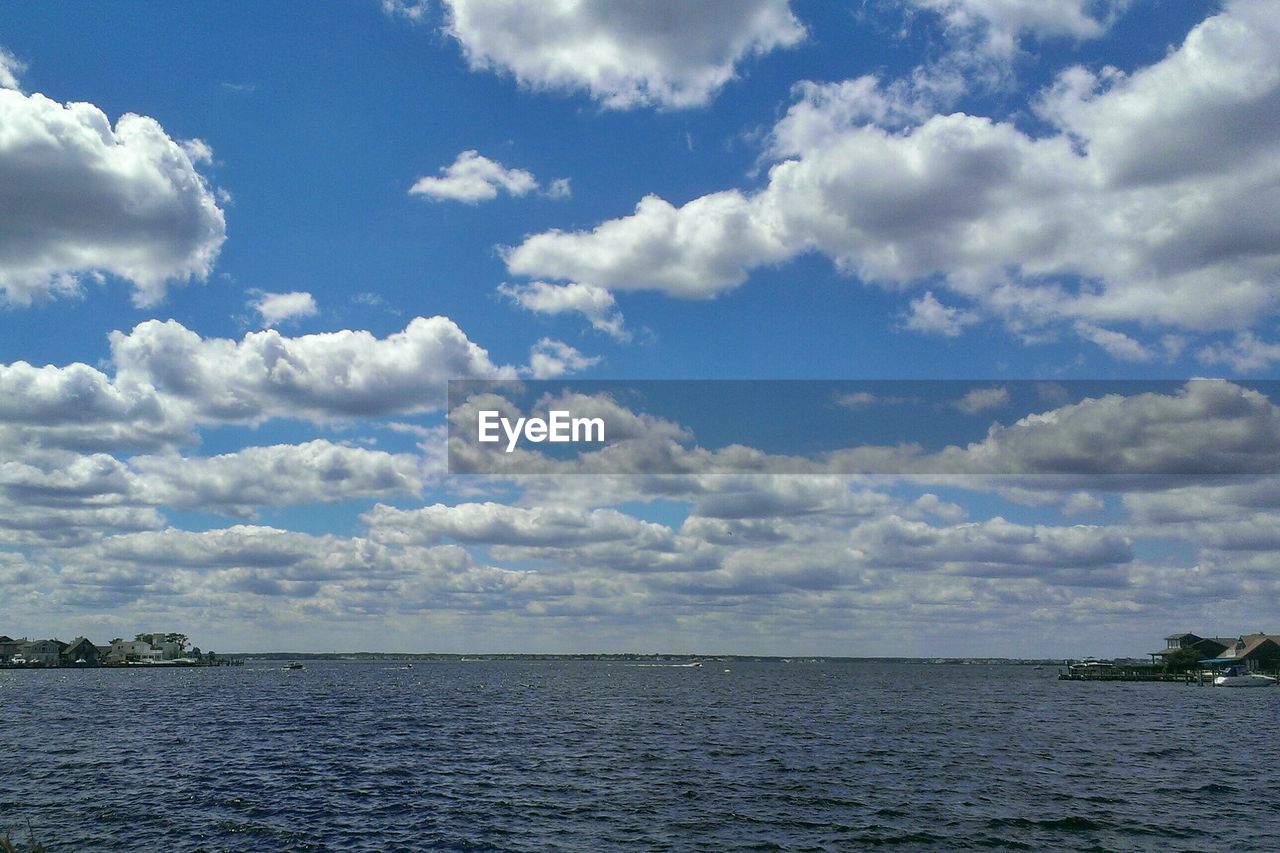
[2,660,1278,850]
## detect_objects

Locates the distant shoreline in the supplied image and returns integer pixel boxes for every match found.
[226,653,1078,665]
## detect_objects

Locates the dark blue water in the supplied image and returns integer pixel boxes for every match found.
[2,661,1278,851]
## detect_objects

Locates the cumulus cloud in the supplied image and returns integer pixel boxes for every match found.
[61,524,571,618]
[0,360,190,452]
[15,454,1280,653]
[498,281,629,340]
[452,380,1280,485]
[0,438,424,526]
[504,2,1280,356]
[0,87,226,305]
[0,315,603,461]
[935,380,1280,479]
[132,441,424,517]
[439,0,805,109]
[409,150,540,203]
[109,316,516,422]
[249,291,318,327]
[505,190,791,298]
[364,502,669,548]
[0,505,164,548]
[903,291,979,337]
[849,514,1131,576]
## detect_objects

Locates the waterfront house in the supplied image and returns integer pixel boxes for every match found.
[105,639,152,664]
[60,637,102,666]
[105,635,183,664]
[20,639,67,665]
[1148,632,1235,664]
[0,636,23,663]
[1212,634,1280,672]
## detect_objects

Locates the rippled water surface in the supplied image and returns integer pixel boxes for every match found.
[3,661,1279,850]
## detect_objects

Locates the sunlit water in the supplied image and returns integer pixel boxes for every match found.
[2,661,1278,850]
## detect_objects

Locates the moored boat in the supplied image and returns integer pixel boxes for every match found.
[1067,658,1115,674]
[1213,666,1276,687]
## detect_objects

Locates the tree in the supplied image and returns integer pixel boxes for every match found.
[164,633,189,653]
[1163,647,1205,673]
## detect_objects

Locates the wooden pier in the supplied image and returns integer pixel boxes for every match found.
[1058,670,1206,684]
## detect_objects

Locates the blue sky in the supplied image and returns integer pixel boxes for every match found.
[2,1,1279,656]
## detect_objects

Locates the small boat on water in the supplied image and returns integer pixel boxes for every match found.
[284,661,304,670]
[1213,666,1276,688]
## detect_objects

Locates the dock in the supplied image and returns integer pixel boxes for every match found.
[1058,670,1197,683]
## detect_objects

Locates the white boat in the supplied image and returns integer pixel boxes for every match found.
[1214,667,1276,688]
[1068,658,1115,674]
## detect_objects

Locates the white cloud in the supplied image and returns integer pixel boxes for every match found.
[944,381,1280,479]
[849,514,1131,576]
[410,150,539,203]
[525,338,600,379]
[0,505,164,548]
[0,438,425,533]
[132,441,424,517]
[109,316,516,423]
[955,387,1009,415]
[505,191,791,298]
[0,315,596,458]
[250,291,318,327]
[364,502,668,548]
[1197,332,1280,373]
[904,291,978,337]
[0,360,190,452]
[546,177,572,199]
[450,380,1280,486]
[907,0,1126,56]
[1073,322,1154,362]
[0,88,226,306]
[1062,491,1104,516]
[834,391,883,409]
[440,0,805,109]
[0,46,25,90]
[382,0,431,22]
[498,281,629,340]
[505,2,1280,355]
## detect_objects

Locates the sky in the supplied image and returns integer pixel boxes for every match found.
[2,0,1279,657]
